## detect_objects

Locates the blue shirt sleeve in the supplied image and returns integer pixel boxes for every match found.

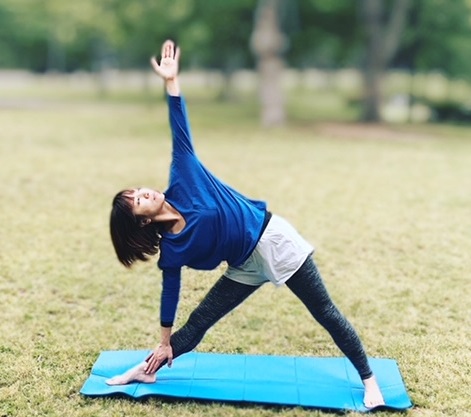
[168,95,195,156]
[160,268,181,327]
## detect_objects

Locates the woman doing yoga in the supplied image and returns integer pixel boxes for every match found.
[107,40,385,409]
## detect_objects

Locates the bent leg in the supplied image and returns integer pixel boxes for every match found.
[285,257,372,380]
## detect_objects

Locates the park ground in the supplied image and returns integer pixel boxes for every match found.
[0,73,470,417]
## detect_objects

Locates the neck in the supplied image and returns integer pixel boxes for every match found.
[153,202,185,234]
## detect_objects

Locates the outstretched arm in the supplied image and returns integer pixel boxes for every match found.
[143,268,181,374]
[150,40,181,96]
[151,40,195,156]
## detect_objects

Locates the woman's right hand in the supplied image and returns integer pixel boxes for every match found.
[144,343,174,374]
[150,40,180,81]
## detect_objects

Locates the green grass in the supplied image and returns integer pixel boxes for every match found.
[1,91,470,417]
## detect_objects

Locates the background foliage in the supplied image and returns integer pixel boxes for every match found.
[1,0,470,79]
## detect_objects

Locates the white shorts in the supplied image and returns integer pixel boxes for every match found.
[225,214,314,286]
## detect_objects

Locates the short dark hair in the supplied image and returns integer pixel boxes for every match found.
[110,190,161,267]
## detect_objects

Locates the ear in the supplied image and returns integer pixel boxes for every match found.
[139,218,152,227]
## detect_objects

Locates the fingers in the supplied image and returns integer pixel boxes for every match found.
[143,348,168,374]
[150,40,179,77]
[161,39,175,59]
[163,42,170,59]
[161,40,170,58]
[150,56,160,74]
[143,353,152,372]
[174,46,181,62]
[162,39,179,61]
[144,354,158,374]
[145,351,153,362]
[144,350,159,373]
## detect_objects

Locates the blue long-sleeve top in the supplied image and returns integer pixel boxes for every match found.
[158,95,267,327]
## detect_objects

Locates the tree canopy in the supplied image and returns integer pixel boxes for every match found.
[1,0,470,80]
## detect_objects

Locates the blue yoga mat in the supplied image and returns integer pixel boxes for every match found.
[80,350,412,412]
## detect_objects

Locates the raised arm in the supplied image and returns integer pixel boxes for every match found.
[151,40,194,156]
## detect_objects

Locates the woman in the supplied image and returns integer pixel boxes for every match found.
[108,40,385,409]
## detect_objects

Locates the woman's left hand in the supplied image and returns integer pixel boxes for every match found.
[150,40,180,81]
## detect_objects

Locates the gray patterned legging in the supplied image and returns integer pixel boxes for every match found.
[159,256,373,380]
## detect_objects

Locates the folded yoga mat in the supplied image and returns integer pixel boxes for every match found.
[80,350,412,412]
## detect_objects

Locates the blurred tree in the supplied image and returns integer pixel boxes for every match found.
[396,0,471,83]
[97,0,181,96]
[111,0,189,68]
[184,0,255,100]
[0,0,121,72]
[1,0,470,124]
[397,0,471,121]
[288,0,360,69]
[0,0,49,71]
[359,0,413,122]
[251,0,288,127]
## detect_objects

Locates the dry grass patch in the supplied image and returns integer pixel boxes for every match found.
[1,96,470,417]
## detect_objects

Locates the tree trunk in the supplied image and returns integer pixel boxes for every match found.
[47,34,66,72]
[362,0,383,122]
[250,0,287,127]
[92,38,112,97]
[360,0,412,122]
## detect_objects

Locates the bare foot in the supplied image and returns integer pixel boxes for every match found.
[106,361,156,386]
[363,375,386,409]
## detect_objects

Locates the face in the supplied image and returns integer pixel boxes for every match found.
[127,187,165,221]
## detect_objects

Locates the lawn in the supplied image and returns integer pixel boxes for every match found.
[0,88,470,417]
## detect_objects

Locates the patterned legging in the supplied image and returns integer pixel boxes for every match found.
[159,256,372,380]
